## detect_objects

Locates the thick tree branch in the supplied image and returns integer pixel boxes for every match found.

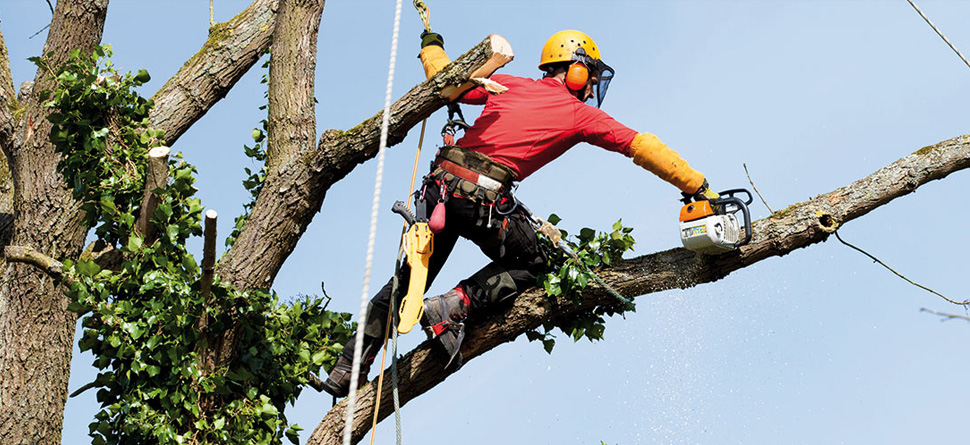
[198,0,324,371]
[217,34,513,291]
[149,0,278,146]
[264,0,321,170]
[2,246,71,286]
[308,134,970,445]
[0,27,12,248]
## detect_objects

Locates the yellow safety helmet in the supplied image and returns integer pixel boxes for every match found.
[539,30,602,69]
[539,30,614,107]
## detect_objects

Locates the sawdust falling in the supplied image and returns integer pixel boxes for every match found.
[611,264,797,444]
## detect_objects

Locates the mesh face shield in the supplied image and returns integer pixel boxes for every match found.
[593,61,614,108]
[572,48,615,108]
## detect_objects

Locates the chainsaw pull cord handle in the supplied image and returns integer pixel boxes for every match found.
[713,196,752,247]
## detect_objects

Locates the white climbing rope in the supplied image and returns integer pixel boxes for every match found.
[344,0,404,444]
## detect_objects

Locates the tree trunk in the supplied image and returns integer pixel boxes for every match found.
[307,134,970,445]
[0,1,109,442]
[0,0,278,442]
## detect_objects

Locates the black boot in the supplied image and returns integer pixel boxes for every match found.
[321,334,381,398]
[420,286,470,368]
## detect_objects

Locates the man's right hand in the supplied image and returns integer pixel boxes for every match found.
[694,181,720,201]
[681,179,720,204]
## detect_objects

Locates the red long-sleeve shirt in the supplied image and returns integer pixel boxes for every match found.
[456,74,639,180]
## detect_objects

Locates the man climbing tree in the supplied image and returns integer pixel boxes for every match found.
[321,29,725,397]
[0,1,968,444]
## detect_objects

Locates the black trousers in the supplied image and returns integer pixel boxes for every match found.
[362,178,546,338]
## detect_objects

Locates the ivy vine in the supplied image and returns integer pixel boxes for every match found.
[34,45,353,445]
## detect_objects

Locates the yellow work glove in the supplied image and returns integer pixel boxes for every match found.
[419,31,450,79]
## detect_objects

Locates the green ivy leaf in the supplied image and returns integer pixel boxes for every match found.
[285,425,303,444]
[133,69,150,84]
[127,234,143,252]
[311,350,327,366]
[542,338,555,354]
[75,260,101,278]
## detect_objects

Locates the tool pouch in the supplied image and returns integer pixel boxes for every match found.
[430,145,516,204]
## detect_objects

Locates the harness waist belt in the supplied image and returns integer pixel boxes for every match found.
[435,159,505,192]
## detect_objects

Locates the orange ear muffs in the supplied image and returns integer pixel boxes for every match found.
[565,62,589,91]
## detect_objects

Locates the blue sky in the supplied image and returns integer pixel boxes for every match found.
[3,0,970,443]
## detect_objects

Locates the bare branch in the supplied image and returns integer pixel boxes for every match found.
[920,308,970,322]
[68,381,96,398]
[217,34,514,291]
[308,134,970,445]
[150,0,279,146]
[197,211,219,373]
[135,146,170,243]
[743,163,774,214]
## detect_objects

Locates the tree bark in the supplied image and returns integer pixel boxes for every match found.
[307,134,970,445]
[0,1,109,443]
[0,27,15,160]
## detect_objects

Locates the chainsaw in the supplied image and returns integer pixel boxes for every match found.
[679,189,753,254]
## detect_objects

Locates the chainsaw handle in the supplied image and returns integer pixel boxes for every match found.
[717,188,753,206]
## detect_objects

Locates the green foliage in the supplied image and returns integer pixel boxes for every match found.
[36,45,353,444]
[530,216,637,353]
[30,45,162,245]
